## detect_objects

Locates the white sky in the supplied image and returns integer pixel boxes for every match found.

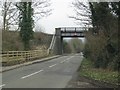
[36,0,120,34]
[36,0,80,34]
[0,1,2,29]
[0,0,85,41]
[0,0,84,32]
[0,0,119,32]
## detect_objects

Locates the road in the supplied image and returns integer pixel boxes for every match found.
[2,54,83,88]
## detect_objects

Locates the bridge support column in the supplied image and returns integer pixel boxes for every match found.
[55,28,63,55]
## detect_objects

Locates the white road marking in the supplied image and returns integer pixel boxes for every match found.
[60,56,74,63]
[51,56,65,61]
[21,70,44,79]
[0,84,5,88]
[60,61,65,63]
[67,56,74,60]
[49,64,57,68]
[61,59,67,63]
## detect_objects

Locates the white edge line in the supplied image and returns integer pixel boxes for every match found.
[0,84,5,88]
[21,70,43,79]
[49,64,57,68]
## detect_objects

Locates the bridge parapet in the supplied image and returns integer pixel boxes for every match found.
[55,27,86,37]
[60,27,87,32]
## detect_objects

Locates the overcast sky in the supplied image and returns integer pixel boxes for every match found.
[0,0,119,33]
[0,0,85,33]
[36,0,80,34]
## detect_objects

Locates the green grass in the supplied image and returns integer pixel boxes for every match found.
[79,58,119,85]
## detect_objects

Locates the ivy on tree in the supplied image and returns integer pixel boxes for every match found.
[18,2,34,50]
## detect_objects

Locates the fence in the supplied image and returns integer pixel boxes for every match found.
[1,50,48,66]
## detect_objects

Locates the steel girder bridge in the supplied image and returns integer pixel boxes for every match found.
[48,27,87,55]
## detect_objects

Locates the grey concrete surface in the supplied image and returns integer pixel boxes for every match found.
[2,54,83,88]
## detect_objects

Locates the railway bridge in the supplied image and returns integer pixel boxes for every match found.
[48,27,87,55]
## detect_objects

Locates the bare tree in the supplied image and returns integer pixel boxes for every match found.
[2,1,15,30]
[2,0,52,31]
[2,0,20,31]
[32,0,52,23]
[69,0,92,27]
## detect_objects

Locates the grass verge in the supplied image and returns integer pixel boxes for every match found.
[79,58,119,86]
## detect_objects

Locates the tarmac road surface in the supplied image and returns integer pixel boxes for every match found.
[2,54,83,88]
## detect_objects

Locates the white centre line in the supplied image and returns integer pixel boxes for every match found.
[60,56,74,63]
[60,61,65,63]
[21,69,44,79]
[0,84,5,88]
[68,56,74,59]
[49,64,57,68]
